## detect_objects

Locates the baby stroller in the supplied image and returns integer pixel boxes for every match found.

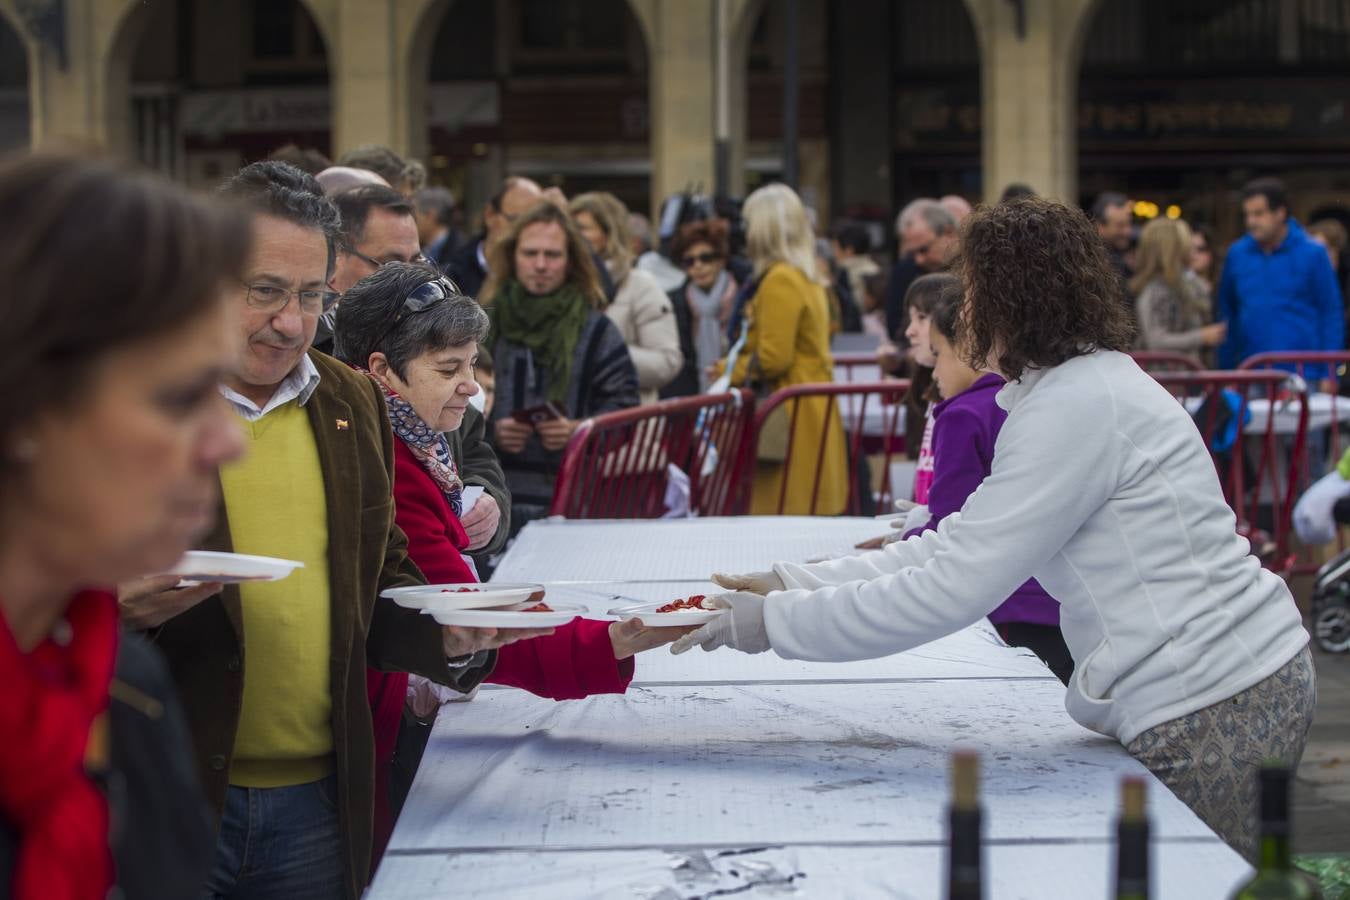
[1311,496,1350,653]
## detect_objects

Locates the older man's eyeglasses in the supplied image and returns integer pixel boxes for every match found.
[347,248,433,271]
[243,283,340,315]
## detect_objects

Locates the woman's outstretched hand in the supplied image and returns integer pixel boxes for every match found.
[669,592,770,655]
[608,618,698,660]
[710,570,784,595]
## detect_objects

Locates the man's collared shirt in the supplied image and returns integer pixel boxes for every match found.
[220,354,322,422]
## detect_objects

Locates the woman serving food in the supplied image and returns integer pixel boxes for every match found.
[673,197,1313,863]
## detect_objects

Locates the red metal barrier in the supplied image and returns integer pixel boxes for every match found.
[1130,350,1205,374]
[738,380,912,516]
[833,351,907,385]
[550,390,755,520]
[1238,350,1350,380]
[1237,351,1350,575]
[1150,369,1310,576]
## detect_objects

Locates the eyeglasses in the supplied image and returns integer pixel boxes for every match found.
[243,282,340,315]
[346,247,433,271]
[907,240,935,259]
[681,251,722,268]
[375,276,462,345]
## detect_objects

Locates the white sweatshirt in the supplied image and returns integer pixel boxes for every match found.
[766,350,1308,745]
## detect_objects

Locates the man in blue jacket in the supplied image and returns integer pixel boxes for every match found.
[1217,177,1344,385]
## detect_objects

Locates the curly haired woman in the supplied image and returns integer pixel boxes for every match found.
[675,197,1314,863]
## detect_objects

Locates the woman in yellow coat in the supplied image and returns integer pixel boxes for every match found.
[723,183,849,515]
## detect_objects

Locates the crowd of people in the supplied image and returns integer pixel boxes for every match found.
[0,139,1329,899]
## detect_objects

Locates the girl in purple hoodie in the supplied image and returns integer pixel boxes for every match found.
[905,274,1073,683]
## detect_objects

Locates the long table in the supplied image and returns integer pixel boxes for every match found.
[369,517,1253,899]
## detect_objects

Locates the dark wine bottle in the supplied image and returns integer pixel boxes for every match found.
[1229,764,1322,899]
[1114,776,1150,900]
[947,750,983,900]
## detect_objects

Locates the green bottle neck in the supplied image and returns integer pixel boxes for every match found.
[1257,832,1292,871]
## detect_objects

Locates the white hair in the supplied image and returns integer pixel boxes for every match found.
[939,194,972,223]
[895,198,957,239]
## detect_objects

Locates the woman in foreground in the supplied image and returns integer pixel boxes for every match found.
[674,197,1314,862]
[0,154,250,899]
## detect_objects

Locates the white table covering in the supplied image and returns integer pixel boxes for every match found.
[369,517,1254,899]
[374,841,1245,900]
[543,582,1054,683]
[492,517,894,583]
[392,681,1216,851]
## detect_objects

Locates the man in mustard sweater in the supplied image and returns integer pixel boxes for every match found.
[118,162,549,899]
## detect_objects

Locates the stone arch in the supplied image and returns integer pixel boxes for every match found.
[413,0,652,214]
[400,0,455,164]
[726,0,767,198]
[105,0,335,167]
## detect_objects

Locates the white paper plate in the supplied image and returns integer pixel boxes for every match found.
[381,582,543,611]
[167,551,304,584]
[608,600,724,626]
[423,600,586,628]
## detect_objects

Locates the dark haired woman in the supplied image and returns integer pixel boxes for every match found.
[675,197,1313,863]
[0,154,251,899]
[663,218,738,397]
[333,263,691,860]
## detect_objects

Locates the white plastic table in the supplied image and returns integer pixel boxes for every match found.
[368,517,1253,899]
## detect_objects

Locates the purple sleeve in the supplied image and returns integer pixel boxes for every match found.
[904,404,996,540]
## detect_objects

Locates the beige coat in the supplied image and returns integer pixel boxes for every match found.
[605,266,683,404]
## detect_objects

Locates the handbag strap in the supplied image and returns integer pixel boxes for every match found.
[706,318,750,395]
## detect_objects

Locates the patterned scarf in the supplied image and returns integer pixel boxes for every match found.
[686,270,737,387]
[359,369,464,516]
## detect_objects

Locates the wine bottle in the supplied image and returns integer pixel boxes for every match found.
[947,750,983,900]
[1229,764,1322,899]
[1114,776,1150,900]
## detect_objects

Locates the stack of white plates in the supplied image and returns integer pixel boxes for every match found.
[380,582,583,627]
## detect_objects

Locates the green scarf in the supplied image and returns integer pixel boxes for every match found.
[488,279,591,404]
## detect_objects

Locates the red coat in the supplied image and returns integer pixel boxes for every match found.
[368,439,633,764]
[1,589,117,900]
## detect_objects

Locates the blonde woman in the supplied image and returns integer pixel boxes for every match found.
[570,192,682,403]
[1131,218,1226,361]
[716,182,848,515]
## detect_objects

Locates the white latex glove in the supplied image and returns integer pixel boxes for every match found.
[901,503,930,534]
[669,592,770,655]
[710,570,784,596]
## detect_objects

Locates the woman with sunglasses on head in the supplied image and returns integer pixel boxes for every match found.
[662,219,739,397]
[332,264,693,861]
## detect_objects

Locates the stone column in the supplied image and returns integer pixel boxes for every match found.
[964,0,1099,204]
[324,0,444,161]
[325,0,396,158]
[14,0,147,155]
[628,0,717,217]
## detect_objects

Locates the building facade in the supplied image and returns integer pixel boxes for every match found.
[1,0,1347,240]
